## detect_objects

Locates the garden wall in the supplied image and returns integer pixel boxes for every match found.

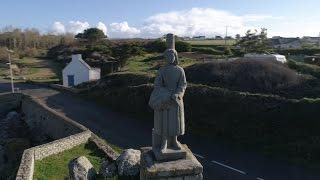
[16,130,91,180]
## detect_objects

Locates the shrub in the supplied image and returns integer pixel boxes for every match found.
[191,47,224,55]
[185,59,303,94]
[276,48,320,56]
[175,41,192,52]
[145,40,166,53]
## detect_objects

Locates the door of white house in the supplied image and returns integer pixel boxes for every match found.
[67,75,74,86]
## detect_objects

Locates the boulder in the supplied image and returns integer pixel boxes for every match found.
[99,160,117,178]
[116,149,141,176]
[69,156,97,180]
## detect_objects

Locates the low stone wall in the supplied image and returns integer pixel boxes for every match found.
[15,94,120,180]
[16,130,91,180]
[0,93,21,116]
[34,130,92,160]
[21,95,87,139]
[15,149,34,180]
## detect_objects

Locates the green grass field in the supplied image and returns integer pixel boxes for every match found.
[33,142,106,180]
[0,57,63,82]
[184,39,236,46]
[125,53,196,75]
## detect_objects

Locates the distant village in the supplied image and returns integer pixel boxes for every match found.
[182,35,320,50]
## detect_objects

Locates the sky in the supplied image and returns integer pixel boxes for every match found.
[1,0,320,38]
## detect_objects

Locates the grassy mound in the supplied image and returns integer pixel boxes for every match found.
[185,59,304,94]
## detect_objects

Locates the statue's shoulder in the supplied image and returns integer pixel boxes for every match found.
[175,65,185,72]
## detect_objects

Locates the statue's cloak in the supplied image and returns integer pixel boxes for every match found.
[149,65,187,136]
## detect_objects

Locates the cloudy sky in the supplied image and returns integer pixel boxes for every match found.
[1,0,320,38]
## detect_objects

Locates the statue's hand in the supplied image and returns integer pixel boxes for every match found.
[171,94,181,101]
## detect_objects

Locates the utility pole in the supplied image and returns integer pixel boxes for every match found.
[6,49,14,93]
[318,32,320,48]
[225,26,229,46]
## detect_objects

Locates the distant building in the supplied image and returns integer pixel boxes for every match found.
[244,53,287,63]
[62,54,101,87]
[271,37,301,49]
[302,36,320,45]
[215,36,223,40]
[192,36,206,40]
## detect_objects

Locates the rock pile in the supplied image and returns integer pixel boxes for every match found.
[69,148,141,179]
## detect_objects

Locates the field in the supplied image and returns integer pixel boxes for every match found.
[124,53,197,75]
[0,57,63,82]
[184,39,236,46]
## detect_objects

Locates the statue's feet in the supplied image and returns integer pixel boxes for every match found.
[160,139,167,153]
[171,140,182,150]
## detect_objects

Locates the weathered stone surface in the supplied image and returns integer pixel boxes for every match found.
[34,131,91,160]
[140,145,203,180]
[15,148,34,180]
[99,160,117,178]
[116,149,141,176]
[69,156,97,180]
[149,33,187,161]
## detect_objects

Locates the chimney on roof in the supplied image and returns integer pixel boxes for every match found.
[72,54,82,61]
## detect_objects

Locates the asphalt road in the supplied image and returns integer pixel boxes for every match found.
[1,80,320,180]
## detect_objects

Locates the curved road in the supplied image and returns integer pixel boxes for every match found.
[0,80,319,180]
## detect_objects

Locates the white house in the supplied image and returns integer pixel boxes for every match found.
[62,54,100,87]
[244,53,287,63]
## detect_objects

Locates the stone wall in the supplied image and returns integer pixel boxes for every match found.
[15,94,120,180]
[0,93,21,116]
[15,149,34,180]
[34,130,92,160]
[21,95,87,140]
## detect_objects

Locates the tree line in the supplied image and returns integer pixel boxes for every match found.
[0,27,74,59]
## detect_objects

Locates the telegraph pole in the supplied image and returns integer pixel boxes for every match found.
[225,26,229,46]
[6,49,14,93]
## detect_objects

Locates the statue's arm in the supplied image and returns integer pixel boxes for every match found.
[154,70,163,88]
[172,69,187,100]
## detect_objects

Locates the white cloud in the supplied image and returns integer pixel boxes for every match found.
[51,21,66,35]
[97,22,108,35]
[140,8,248,38]
[49,8,289,38]
[242,14,283,22]
[67,21,90,34]
[109,21,140,38]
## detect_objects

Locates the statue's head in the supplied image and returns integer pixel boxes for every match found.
[164,49,179,65]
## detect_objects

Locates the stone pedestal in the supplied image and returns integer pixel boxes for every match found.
[140,145,203,180]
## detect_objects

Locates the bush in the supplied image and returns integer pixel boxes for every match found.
[0,47,8,61]
[145,40,166,53]
[191,47,224,55]
[276,48,320,56]
[185,59,303,94]
[175,41,191,52]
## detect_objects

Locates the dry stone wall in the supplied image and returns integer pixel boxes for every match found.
[34,130,92,160]
[14,94,119,180]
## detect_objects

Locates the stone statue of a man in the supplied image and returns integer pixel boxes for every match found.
[149,35,187,159]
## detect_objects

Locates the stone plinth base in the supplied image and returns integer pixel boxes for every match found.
[140,145,203,180]
[153,146,187,161]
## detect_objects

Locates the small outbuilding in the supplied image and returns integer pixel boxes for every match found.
[62,54,100,87]
[244,53,287,63]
